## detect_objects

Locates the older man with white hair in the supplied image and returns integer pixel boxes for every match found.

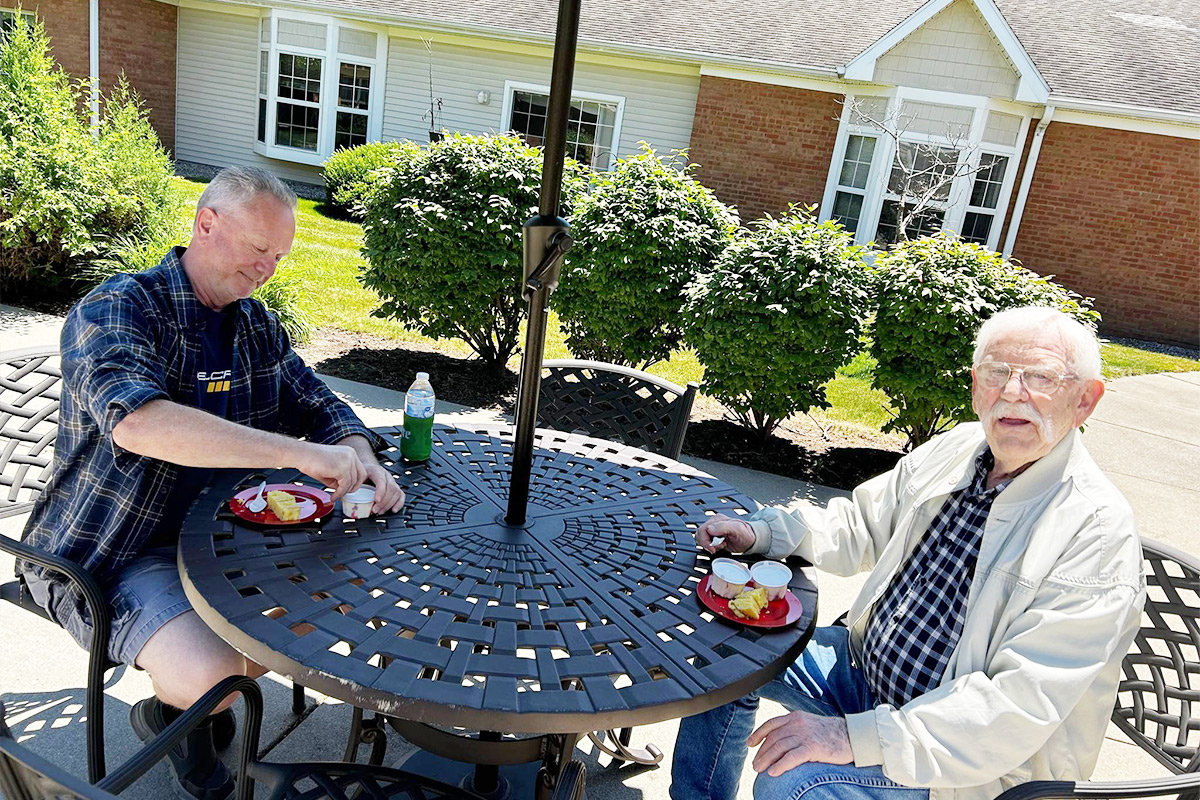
[19,166,405,800]
[671,306,1145,800]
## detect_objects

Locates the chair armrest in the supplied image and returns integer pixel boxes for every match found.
[97,675,264,799]
[0,534,113,782]
[995,773,1200,800]
[0,536,109,645]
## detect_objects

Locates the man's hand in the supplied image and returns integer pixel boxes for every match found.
[337,434,405,514]
[364,461,405,514]
[295,442,367,501]
[697,513,756,553]
[749,711,853,778]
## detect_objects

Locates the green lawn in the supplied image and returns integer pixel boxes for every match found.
[173,178,1199,437]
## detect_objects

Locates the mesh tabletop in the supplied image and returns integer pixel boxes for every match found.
[179,424,817,734]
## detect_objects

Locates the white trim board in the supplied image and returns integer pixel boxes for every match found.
[841,0,1049,103]
[1052,108,1200,141]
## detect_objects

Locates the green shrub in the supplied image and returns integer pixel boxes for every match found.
[95,79,177,241]
[0,13,178,300]
[551,145,738,367]
[683,208,872,442]
[323,140,420,216]
[360,132,586,371]
[253,272,314,344]
[869,234,1099,448]
[0,12,105,293]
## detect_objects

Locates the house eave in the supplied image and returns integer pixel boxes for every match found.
[1048,96,1200,128]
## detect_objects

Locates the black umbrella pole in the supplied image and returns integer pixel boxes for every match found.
[506,0,581,526]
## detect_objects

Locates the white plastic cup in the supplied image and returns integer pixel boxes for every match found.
[710,558,751,599]
[342,486,376,519]
[750,560,791,601]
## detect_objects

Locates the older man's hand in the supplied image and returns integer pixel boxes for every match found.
[364,461,406,514]
[749,710,853,777]
[696,513,756,553]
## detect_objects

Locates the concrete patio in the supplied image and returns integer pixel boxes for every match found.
[2,303,1195,798]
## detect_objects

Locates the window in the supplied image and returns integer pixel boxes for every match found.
[0,8,34,40]
[503,83,624,170]
[830,135,877,232]
[961,153,1009,245]
[255,12,385,165]
[820,93,1029,251]
[875,142,960,245]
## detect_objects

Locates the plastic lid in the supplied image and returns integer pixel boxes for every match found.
[416,372,429,381]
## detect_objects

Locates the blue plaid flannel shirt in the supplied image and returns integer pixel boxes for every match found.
[860,448,1009,708]
[19,247,380,626]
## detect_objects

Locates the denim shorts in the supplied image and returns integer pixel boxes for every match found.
[24,546,194,668]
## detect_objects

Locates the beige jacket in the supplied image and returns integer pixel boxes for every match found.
[745,422,1144,800]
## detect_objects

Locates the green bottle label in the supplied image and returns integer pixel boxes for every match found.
[401,413,434,461]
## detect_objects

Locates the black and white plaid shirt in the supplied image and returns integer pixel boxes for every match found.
[861,448,1008,708]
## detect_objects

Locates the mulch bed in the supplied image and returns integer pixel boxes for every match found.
[297,328,904,491]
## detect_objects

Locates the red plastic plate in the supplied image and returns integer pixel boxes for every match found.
[697,575,803,629]
[229,484,333,526]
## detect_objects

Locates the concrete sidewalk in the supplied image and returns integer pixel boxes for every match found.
[1,304,1194,798]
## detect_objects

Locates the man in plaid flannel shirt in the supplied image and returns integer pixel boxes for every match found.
[20,167,406,800]
[673,307,1143,800]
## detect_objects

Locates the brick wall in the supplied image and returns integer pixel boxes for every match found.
[688,76,842,221]
[1012,123,1200,346]
[26,0,176,152]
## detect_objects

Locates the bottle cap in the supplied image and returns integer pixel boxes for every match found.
[416,372,429,381]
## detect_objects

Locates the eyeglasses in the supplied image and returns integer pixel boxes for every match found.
[975,361,1077,394]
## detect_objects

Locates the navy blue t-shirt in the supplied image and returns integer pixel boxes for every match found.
[149,303,237,545]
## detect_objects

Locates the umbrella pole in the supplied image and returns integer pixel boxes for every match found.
[505,0,581,526]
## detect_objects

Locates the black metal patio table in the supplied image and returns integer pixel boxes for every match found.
[178,423,817,797]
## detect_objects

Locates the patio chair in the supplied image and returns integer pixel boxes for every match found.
[1,678,586,800]
[538,357,698,767]
[996,538,1200,800]
[538,359,698,460]
[0,347,307,783]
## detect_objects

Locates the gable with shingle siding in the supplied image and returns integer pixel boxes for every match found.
[874,0,1020,98]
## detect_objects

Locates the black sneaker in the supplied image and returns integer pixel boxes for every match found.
[130,697,235,800]
[211,708,236,752]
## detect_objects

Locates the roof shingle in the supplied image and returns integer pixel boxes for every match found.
[290,0,1199,114]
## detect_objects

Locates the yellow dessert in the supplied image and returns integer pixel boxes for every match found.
[729,586,769,620]
[266,490,301,521]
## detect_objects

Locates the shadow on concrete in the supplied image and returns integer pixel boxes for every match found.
[1,677,318,798]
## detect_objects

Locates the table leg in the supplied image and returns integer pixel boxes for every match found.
[344,705,388,766]
[536,732,584,800]
[586,727,664,765]
[469,731,503,796]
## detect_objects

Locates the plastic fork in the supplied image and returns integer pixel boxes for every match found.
[245,481,268,513]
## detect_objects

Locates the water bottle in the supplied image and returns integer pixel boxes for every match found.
[401,372,435,462]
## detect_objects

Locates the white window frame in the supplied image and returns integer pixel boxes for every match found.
[499,81,626,171]
[819,88,1031,251]
[253,9,388,167]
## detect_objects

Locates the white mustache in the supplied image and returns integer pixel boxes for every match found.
[987,401,1053,441]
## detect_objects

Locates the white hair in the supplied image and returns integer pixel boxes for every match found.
[973,306,1102,381]
[196,166,297,216]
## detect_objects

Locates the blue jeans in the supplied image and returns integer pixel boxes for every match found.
[670,626,929,800]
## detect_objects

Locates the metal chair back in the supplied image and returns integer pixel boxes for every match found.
[538,359,697,460]
[0,348,61,519]
[1112,539,1200,775]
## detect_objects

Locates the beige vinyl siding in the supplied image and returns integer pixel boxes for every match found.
[176,7,322,185]
[383,37,699,158]
[874,0,1019,99]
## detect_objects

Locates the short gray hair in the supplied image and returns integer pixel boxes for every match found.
[973,306,1102,381]
[196,166,297,216]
